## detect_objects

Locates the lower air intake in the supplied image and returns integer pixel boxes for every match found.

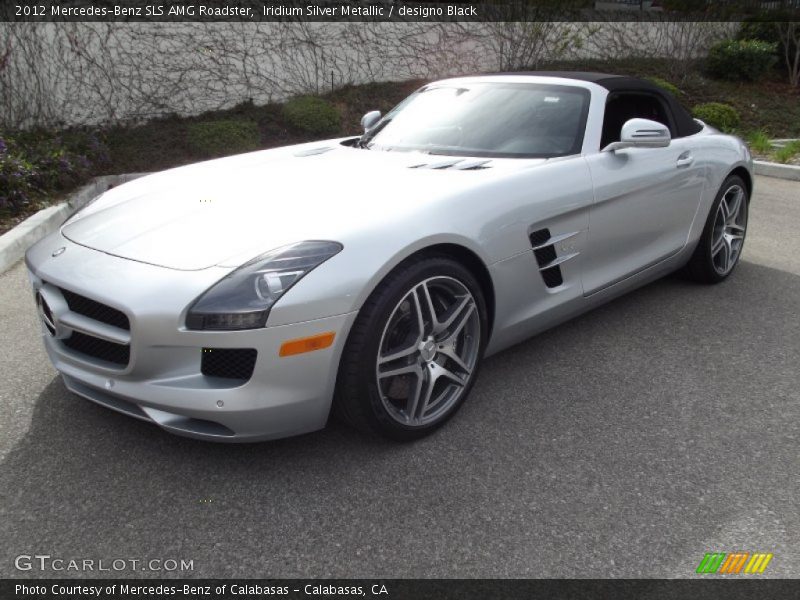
[201,348,258,381]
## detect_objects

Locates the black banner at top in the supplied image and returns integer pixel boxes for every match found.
[2,0,800,22]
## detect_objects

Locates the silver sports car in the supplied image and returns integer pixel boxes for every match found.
[26,73,753,442]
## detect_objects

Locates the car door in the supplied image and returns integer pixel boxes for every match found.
[582,92,705,295]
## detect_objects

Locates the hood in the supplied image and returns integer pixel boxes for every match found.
[62,141,544,270]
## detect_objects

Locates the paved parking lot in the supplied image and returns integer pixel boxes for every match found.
[1,175,798,578]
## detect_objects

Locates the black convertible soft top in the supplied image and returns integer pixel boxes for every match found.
[494,71,702,138]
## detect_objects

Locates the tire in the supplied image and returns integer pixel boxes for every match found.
[334,255,488,441]
[683,174,749,284]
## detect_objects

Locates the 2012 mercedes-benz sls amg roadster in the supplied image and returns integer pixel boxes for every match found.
[26,72,753,442]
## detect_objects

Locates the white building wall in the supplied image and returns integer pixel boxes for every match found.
[0,21,736,129]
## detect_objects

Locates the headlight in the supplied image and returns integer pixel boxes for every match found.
[185,241,342,331]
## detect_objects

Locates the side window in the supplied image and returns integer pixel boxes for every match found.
[600,93,674,149]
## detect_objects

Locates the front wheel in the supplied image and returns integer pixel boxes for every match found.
[683,174,749,284]
[335,256,488,440]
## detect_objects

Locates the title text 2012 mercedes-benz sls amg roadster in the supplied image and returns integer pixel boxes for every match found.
[26,73,753,441]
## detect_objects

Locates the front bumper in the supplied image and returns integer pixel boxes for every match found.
[26,236,357,442]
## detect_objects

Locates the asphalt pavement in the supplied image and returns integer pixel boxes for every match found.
[1,175,798,578]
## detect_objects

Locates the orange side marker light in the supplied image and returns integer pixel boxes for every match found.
[279,332,336,357]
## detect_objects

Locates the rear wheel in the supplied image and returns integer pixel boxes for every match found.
[683,175,749,283]
[335,256,487,440]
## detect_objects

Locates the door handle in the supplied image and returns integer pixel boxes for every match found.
[676,151,694,168]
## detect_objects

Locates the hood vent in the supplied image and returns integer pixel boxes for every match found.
[409,159,492,171]
[455,159,492,170]
[294,146,334,157]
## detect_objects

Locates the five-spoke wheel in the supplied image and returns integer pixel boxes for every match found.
[376,276,480,426]
[684,174,749,284]
[711,183,747,276]
[335,256,487,440]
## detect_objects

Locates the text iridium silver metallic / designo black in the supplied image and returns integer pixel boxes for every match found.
[25,73,753,442]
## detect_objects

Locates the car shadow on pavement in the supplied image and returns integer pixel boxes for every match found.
[1,260,798,578]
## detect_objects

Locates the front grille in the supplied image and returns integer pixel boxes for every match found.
[60,288,130,330]
[62,331,130,366]
[201,348,257,381]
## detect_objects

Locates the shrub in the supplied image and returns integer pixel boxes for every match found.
[645,77,681,97]
[773,140,800,164]
[282,96,341,135]
[0,138,37,211]
[187,120,261,158]
[705,39,778,81]
[0,130,108,213]
[739,19,800,87]
[692,103,741,132]
[21,132,104,191]
[745,129,773,155]
[738,19,781,47]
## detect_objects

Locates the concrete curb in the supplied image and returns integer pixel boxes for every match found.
[0,173,147,275]
[754,161,800,182]
[771,138,800,147]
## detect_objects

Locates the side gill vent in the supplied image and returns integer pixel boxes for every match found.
[530,228,585,290]
[530,229,563,288]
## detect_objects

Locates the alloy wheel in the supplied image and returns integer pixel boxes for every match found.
[711,184,747,276]
[375,276,481,426]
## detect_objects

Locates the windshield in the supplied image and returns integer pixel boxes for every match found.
[363,82,590,159]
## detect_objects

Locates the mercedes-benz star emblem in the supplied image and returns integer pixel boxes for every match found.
[35,290,71,339]
[52,247,66,257]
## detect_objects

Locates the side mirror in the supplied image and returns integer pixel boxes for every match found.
[604,118,671,152]
[360,110,382,132]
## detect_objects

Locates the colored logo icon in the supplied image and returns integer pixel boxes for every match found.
[696,552,773,574]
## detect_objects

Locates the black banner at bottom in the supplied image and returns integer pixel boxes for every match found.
[2,579,800,600]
